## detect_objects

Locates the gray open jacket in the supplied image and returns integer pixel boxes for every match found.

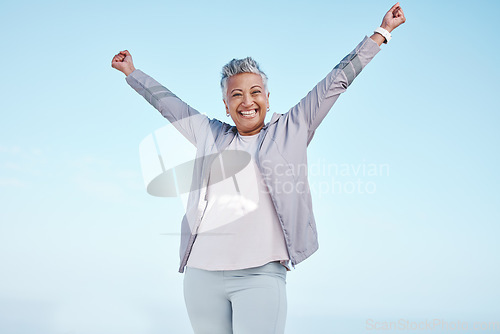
[125,35,381,273]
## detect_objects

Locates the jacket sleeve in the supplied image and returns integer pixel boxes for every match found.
[286,35,381,143]
[125,69,210,146]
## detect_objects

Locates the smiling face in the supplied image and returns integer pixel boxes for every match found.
[224,72,270,136]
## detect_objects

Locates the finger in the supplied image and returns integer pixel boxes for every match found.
[389,2,399,11]
[397,8,405,20]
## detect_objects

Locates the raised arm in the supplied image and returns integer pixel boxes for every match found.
[287,2,406,143]
[111,51,209,146]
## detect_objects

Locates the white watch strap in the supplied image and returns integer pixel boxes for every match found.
[374,27,392,44]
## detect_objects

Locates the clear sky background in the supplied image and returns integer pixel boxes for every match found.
[1,0,499,333]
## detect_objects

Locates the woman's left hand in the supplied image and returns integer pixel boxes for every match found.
[380,2,406,32]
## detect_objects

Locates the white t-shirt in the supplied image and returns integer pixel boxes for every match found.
[186,132,290,271]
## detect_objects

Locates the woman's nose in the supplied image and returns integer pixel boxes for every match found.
[242,94,253,107]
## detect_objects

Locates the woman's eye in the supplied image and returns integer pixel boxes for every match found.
[232,93,242,97]
[252,90,261,94]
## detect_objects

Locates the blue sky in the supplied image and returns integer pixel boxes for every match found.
[1,0,499,333]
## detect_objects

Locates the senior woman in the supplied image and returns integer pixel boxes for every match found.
[112,3,405,333]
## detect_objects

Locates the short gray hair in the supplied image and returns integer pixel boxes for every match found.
[220,57,268,101]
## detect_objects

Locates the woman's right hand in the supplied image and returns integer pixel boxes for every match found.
[112,50,136,76]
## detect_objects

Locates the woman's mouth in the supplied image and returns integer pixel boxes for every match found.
[239,109,258,119]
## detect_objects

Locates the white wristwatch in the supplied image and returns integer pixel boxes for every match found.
[374,27,392,44]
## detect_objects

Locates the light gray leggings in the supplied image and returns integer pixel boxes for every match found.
[183,261,287,334]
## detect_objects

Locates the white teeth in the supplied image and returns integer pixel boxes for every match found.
[240,109,257,115]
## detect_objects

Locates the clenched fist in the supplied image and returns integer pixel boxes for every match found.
[112,50,136,76]
[380,2,406,33]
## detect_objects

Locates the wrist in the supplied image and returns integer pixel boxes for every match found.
[374,26,392,44]
[124,66,136,77]
[380,24,393,33]
[370,33,385,47]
